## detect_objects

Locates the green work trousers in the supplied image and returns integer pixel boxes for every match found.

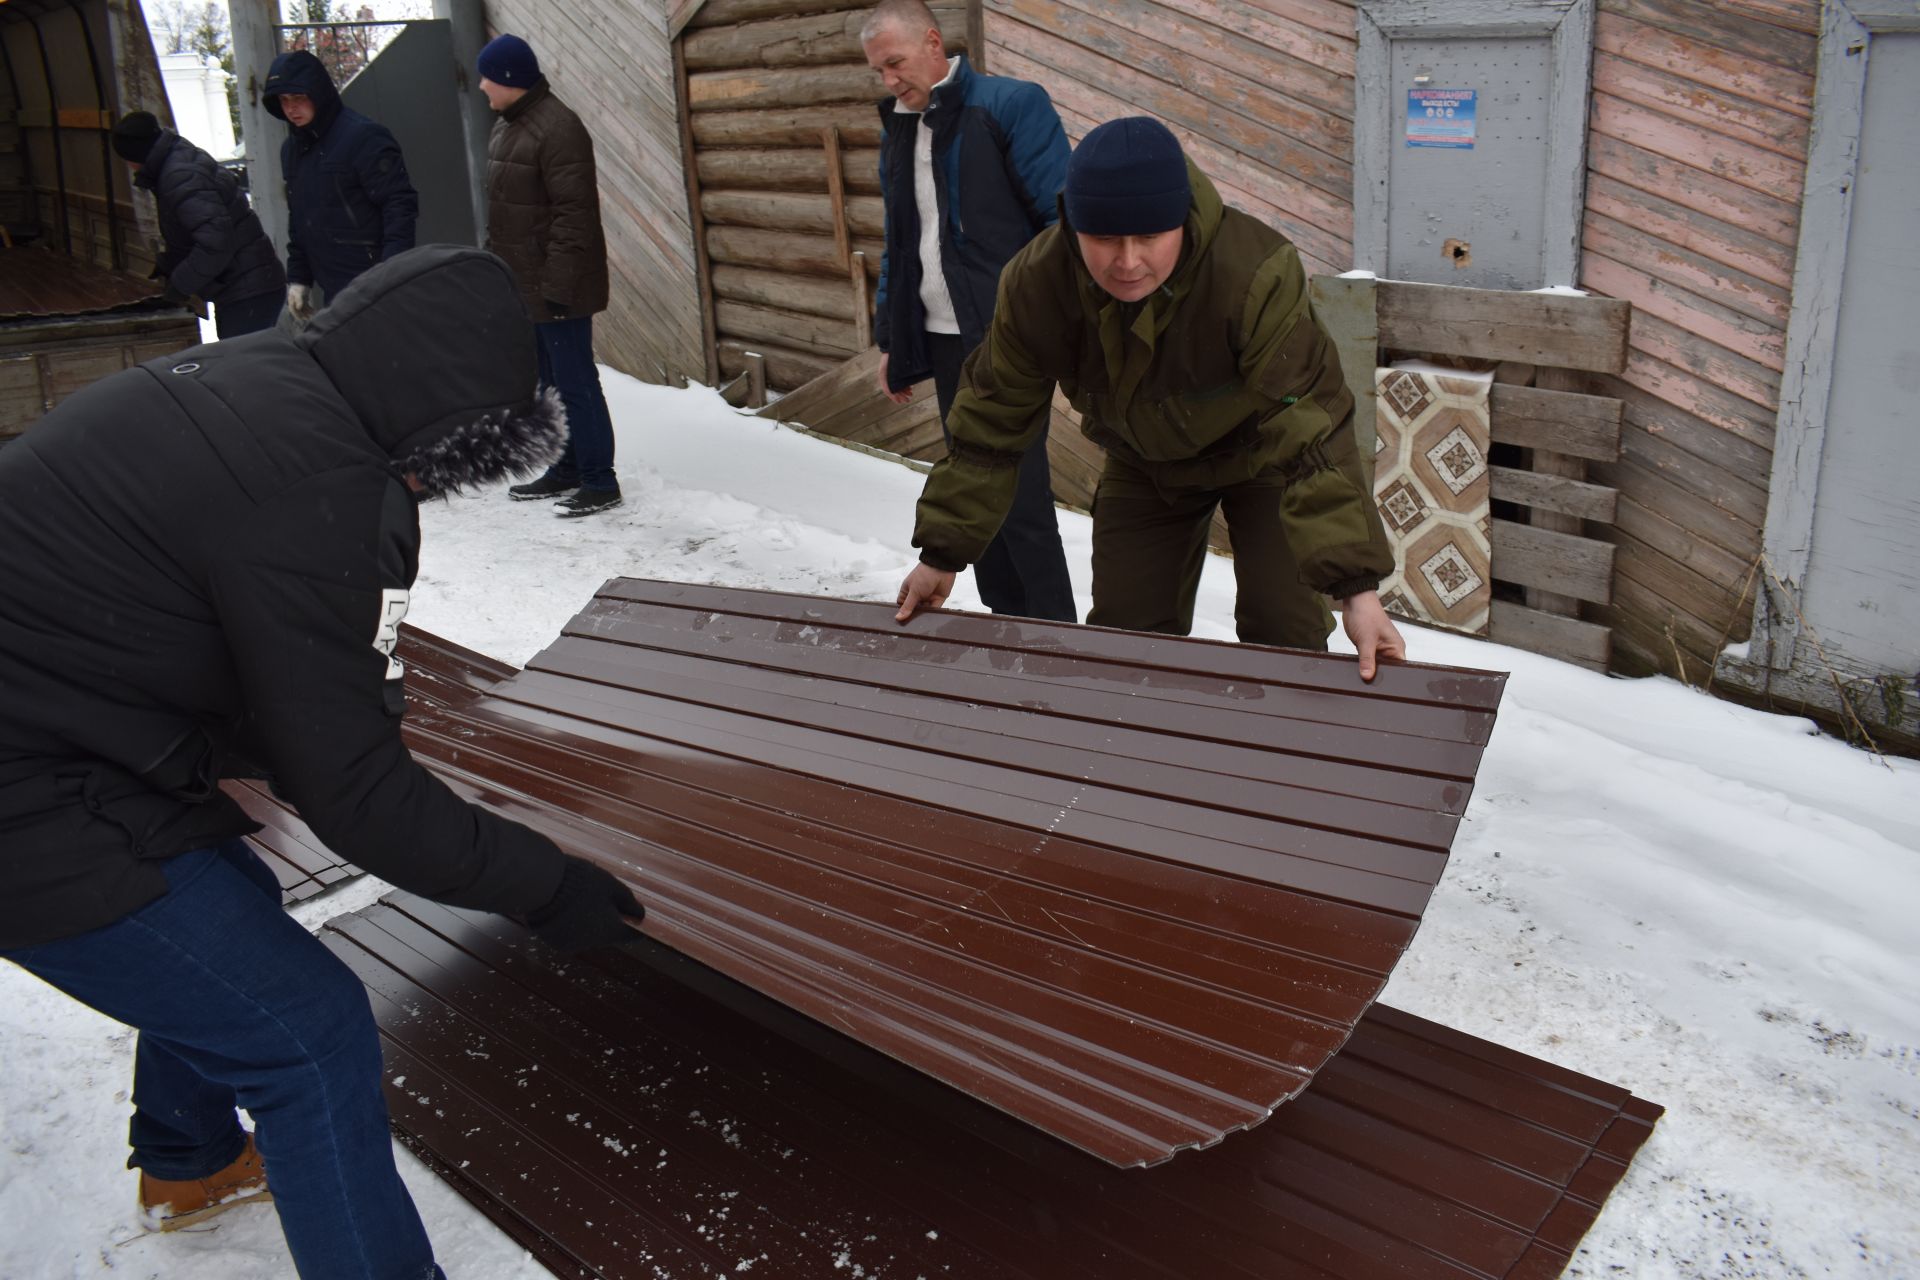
[1086,450,1335,650]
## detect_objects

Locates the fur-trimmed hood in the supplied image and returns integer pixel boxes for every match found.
[298,245,564,496]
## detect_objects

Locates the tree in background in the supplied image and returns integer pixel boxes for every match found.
[149,2,240,141]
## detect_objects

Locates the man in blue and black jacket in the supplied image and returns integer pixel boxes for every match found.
[263,49,418,323]
[864,0,1077,624]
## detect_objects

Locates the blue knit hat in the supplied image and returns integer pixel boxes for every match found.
[477,33,540,87]
[1064,117,1191,236]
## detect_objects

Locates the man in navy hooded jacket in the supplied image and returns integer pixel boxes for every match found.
[263,49,418,321]
[864,0,1076,624]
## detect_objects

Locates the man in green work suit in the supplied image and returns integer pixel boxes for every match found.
[894,116,1406,680]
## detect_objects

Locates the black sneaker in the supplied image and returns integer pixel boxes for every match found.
[554,485,622,518]
[508,471,579,501]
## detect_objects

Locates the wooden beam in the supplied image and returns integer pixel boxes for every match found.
[1490,519,1617,606]
[754,347,884,424]
[1490,466,1619,524]
[1489,383,1624,462]
[1524,367,1601,615]
[697,146,883,196]
[1489,600,1611,672]
[667,0,713,41]
[689,0,872,27]
[711,264,856,321]
[701,190,886,238]
[688,64,882,112]
[1377,281,1631,373]
[692,105,884,149]
[707,225,885,280]
[850,250,873,350]
[821,126,852,271]
[718,339,839,391]
[716,299,861,359]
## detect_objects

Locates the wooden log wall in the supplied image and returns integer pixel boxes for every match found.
[683,0,973,395]
[982,0,1358,276]
[1573,0,1815,681]
[483,0,705,386]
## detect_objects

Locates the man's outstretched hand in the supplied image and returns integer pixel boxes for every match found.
[896,563,956,622]
[1341,590,1407,682]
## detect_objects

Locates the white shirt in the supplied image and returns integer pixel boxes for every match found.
[900,57,961,336]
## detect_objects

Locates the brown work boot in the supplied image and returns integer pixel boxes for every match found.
[137,1134,273,1231]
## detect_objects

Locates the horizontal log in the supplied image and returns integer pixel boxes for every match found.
[683,5,968,70]
[716,298,862,359]
[1378,281,1631,373]
[1488,600,1611,672]
[1490,465,1619,524]
[718,338,840,391]
[692,104,884,148]
[1489,518,1616,605]
[702,189,885,238]
[689,63,883,112]
[1489,384,1624,462]
[698,146,883,196]
[711,264,856,321]
[688,0,867,29]
[706,225,885,280]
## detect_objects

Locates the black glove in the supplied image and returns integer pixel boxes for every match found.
[544,298,570,320]
[525,856,644,953]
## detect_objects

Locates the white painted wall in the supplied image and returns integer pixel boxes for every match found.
[159,51,237,160]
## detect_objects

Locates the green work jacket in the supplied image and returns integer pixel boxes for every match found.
[913,162,1391,600]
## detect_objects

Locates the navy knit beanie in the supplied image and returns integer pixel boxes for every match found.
[111,111,163,164]
[477,33,540,87]
[1064,117,1191,236]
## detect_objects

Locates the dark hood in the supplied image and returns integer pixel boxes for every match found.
[263,49,343,136]
[297,245,565,497]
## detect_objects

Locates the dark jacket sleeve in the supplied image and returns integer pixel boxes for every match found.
[1000,81,1070,231]
[358,126,419,263]
[911,256,1057,571]
[538,114,602,310]
[1237,246,1392,598]
[873,132,893,352]
[282,138,310,287]
[159,157,238,300]
[208,469,565,914]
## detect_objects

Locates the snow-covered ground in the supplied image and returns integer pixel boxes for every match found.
[2,371,1915,1279]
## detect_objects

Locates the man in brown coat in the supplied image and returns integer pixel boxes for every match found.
[477,34,621,517]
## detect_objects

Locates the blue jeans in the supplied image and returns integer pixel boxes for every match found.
[536,314,617,491]
[3,841,443,1280]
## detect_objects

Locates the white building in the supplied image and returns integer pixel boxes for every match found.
[158,52,237,160]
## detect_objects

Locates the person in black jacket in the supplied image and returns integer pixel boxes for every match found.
[864,0,1077,624]
[111,111,286,338]
[262,49,418,322]
[0,246,642,1277]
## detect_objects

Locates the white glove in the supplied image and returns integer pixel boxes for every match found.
[286,283,315,324]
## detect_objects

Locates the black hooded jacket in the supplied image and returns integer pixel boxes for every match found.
[263,50,419,298]
[0,246,567,949]
[138,129,285,305]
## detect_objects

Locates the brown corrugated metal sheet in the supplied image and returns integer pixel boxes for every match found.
[390,579,1505,1166]
[324,894,1661,1280]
